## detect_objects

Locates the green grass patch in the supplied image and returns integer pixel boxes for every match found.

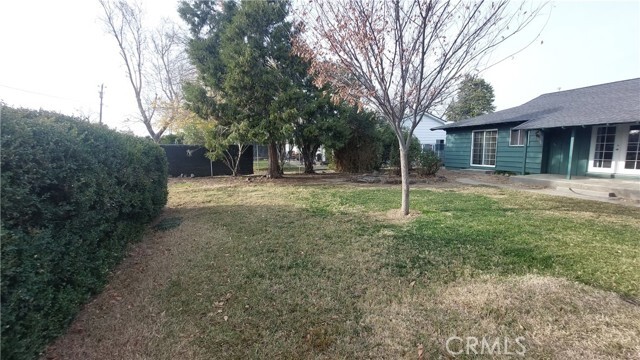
[308,187,639,297]
[253,159,304,173]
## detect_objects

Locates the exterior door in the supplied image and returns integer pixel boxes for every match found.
[588,124,640,175]
[545,128,569,175]
[618,124,640,175]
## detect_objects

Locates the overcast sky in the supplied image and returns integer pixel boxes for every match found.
[1,0,639,136]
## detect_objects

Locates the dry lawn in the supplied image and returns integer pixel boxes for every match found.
[44,175,640,359]
[363,275,639,359]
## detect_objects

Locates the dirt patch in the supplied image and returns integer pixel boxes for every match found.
[348,173,448,185]
[168,169,536,191]
[438,168,546,188]
[168,172,349,187]
[369,208,422,225]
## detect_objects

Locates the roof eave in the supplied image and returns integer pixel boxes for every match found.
[514,119,640,130]
[433,119,530,131]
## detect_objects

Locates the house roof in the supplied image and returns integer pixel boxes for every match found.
[433,78,640,131]
[422,112,448,125]
[405,112,448,126]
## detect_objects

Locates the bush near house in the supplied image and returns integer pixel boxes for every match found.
[331,111,385,173]
[0,107,168,360]
[416,149,442,176]
[331,114,423,174]
[387,133,422,172]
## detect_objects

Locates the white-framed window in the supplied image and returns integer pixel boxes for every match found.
[509,129,526,146]
[592,126,616,168]
[471,129,497,166]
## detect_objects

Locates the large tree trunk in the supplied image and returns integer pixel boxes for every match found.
[277,142,287,174]
[301,144,316,174]
[267,141,282,178]
[399,144,410,215]
[303,154,315,174]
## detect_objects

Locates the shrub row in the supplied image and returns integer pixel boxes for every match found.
[1,107,168,360]
[331,111,434,174]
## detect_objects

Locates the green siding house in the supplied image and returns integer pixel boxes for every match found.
[434,78,640,179]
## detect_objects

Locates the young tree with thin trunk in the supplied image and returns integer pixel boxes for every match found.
[181,117,251,177]
[294,0,545,215]
[99,0,192,142]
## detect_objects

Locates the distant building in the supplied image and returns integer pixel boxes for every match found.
[410,113,449,158]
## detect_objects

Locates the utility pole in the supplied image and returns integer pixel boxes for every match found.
[98,84,104,124]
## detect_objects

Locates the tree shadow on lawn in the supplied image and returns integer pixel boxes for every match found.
[44,203,384,360]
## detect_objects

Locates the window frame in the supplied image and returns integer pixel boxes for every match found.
[509,128,526,147]
[470,129,498,167]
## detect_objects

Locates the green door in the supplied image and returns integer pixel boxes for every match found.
[543,127,590,176]
[545,129,569,175]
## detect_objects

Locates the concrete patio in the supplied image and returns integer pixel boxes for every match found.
[510,174,640,201]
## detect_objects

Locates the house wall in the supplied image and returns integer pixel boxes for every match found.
[444,124,544,174]
[412,114,447,145]
[443,129,472,168]
[542,127,590,176]
[502,129,544,174]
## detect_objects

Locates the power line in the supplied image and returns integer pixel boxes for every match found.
[0,83,85,103]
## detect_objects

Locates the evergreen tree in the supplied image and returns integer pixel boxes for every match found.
[444,75,496,122]
[277,55,350,173]
[180,0,295,178]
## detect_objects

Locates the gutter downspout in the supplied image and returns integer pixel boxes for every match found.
[521,130,529,175]
[566,127,576,180]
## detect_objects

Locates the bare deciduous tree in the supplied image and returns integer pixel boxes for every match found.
[150,22,195,135]
[294,0,546,215]
[99,0,193,142]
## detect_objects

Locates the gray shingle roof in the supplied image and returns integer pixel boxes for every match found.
[433,78,640,130]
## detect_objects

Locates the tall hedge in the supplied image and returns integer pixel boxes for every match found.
[0,107,168,360]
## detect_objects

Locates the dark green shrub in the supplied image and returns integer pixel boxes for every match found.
[331,110,384,173]
[388,134,422,172]
[377,122,398,166]
[332,114,425,174]
[416,149,442,176]
[1,106,168,360]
